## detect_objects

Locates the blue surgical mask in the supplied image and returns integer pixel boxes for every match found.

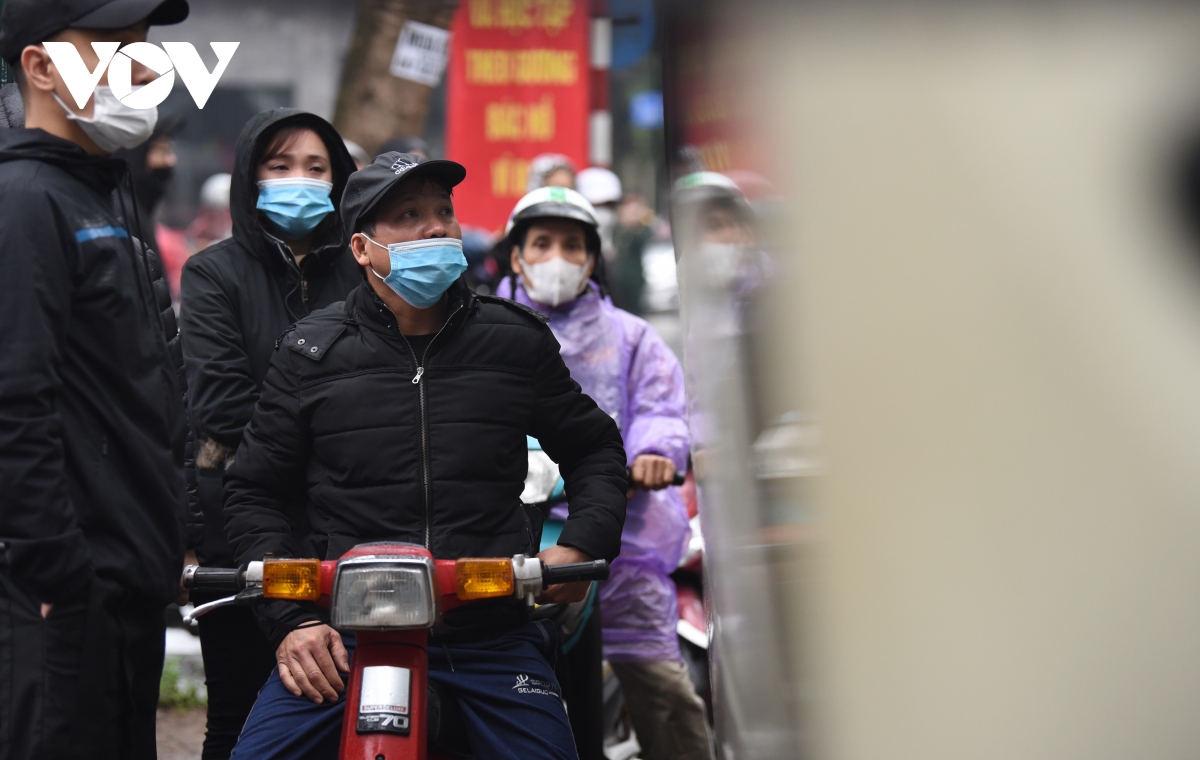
[256,178,335,238]
[364,235,467,309]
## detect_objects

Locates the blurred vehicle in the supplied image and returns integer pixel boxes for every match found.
[672,472,710,716]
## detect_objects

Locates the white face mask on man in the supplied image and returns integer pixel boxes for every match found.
[520,255,591,307]
[54,85,158,153]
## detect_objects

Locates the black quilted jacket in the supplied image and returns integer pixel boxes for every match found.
[0,126,186,605]
[224,280,627,644]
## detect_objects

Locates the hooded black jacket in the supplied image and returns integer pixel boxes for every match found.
[224,281,628,646]
[179,108,360,564]
[0,127,186,605]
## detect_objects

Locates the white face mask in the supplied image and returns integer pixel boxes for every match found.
[699,241,744,289]
[521,256,591,307]
[54,85,158,153]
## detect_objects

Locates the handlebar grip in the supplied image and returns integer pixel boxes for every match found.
[541,560,610,586]
[624,468,688,488]
[184,566,240,593]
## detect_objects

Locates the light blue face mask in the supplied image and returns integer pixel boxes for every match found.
[256,178,335,238]
[364,235,468,309]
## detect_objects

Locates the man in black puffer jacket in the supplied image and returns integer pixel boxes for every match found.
[223,153,627,760]
[0,1,190,758]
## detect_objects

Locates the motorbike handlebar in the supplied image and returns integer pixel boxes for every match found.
[624,467,687,489]
[182,565,241,594]
[541,559,610,586]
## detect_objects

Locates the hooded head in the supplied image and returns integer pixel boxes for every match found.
[229,108,357,258]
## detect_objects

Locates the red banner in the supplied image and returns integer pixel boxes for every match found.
[446,0,590,232]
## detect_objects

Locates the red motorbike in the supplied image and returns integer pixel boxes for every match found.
[182,545,609,760]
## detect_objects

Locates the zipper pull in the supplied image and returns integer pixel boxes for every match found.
[412,366,425,384]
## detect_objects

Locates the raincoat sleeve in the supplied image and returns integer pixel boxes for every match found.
[223,352,322,646]
[623,320,690,472]
[0,188,94,602]
[599,314,693,663]
[529,325,628,562]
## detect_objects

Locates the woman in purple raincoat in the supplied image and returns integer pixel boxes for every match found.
[499,186,712,760]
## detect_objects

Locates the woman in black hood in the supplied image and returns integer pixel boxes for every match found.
[179,108,360,760]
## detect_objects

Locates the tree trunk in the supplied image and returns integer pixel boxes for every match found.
[333,0,460,155]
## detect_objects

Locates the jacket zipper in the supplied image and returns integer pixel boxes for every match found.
[397,303,462,548]
[275,237,310,315]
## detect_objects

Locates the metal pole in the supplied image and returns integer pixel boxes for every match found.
[589,0,612,167]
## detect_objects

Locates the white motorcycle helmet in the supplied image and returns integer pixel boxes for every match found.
[576,167,623,207]
[504,185,603,252]
[504,186,611,306]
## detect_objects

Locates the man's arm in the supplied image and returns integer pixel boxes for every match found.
[224,354,348,703]
[528,326,628,563]
[224,357,321,642]
[0,189,93,603]
[223,357,310,571]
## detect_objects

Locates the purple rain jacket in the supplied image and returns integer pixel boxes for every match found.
[500,279,692,662]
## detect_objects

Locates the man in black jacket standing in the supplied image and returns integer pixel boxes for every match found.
[0,1,190,758]
[224,152,628,759]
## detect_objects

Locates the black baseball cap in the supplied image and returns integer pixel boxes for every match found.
[341,151,467,235]
[1,0,190,64]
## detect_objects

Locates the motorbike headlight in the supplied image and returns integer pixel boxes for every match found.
[330,556,437,630]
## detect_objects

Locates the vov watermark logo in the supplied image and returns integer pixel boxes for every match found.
[44,42,239,110]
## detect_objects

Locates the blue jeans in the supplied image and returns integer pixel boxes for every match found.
[229,619,577,760]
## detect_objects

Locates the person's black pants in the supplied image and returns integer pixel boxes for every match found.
[0,573,165,760]
[196,604,276,760]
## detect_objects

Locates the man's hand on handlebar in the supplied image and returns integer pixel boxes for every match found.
[628,454,677,498]
[535,545,594,604]
[276,624,350,704]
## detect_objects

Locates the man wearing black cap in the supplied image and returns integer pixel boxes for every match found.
[0,1,190,759]
[221,153,628,758]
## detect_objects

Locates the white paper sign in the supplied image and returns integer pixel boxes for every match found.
[389,21,451,87]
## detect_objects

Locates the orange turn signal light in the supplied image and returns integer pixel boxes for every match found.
[455,559,514,600]
[262,559,321,601]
